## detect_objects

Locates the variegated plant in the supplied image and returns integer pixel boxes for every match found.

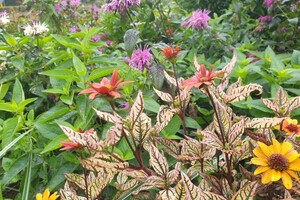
[58,51,300,199]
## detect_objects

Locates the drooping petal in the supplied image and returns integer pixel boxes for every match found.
[286,169,299,181]
[254,166,270,175]
[261,169,272,184]
[289,159,300,171]
[108,91,121,98]
[79,88,97,95]
[49,192,59,200]
[271,169,281,182]
[36,193,43,200]
[43,189,50,200]
[281,171,293,189]
[251,157,268,166]
[89,92,98,100]
[110,69,119,86]
[258,142,273,157]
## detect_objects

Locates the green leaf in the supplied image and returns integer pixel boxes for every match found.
[12,79,25,104]
[17,98,37,112]
[46,162,78,191]
[11,55,25,72]
[291,50,300,65]
[162,115,182,139]
[124,29,139,56]
[60,90,74,105]
[3,33,17,46]
[0,103,16,113]
[52,34,81,50]
[88,67,115,81]
[1,117,22,148]
[82,27,101,48]
[0,82,11,100]
[144,96,160,113]
[41,134,68,154]
[40,69,75,79]
[21,153,32,200]
[35,104,70,123]
[73,55,87,76]
[185,117,201,129]
[1,155,28,186]
[42,88,66,95]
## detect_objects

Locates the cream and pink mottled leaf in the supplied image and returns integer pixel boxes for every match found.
[132,113,152,144]
[164,70,177,87]
[288,96,300,114]
[200,130,224,150]
[149,144,169,176]
[167,162,182,184]
[199,191,227,200]
[231,181,258,200]
[158,189,176,200]
[218,51,237,91]
[130,90,144,129]
[262,98,279,113]
[181,172,200,200]
[81,154,129,171]
[64,173,85,190]
[122,169,148,182]
[274,87,289,108]
[213,99,231,136]
[89,171,115,199]
[60,125,103,150]
[60,182,87,200]
[133,176,165,195]
[153,87,173,103]
[174,181,186,200]
[155,106,179,133]
[224,83,263,103]
[228,118,245,146]
[245,117,285,129]
[105,115,123,146]
[155,137,180,158]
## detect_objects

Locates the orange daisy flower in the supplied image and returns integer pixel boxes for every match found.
[274,118,300,136]
[162,45,180,63]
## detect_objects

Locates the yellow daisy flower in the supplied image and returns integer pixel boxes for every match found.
[251,138,300,189]
[36,188,59,200]
[274,118,300,136]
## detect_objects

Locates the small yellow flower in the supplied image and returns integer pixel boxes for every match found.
[36,189,59,200]
[251,138,300,189]
[274,118,300,136]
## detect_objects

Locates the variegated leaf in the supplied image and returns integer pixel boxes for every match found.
[81,154,129,171]
[287,96,300,114]
[181,172,200,200]
[60,182,87,200]
[158,189,176,200]
[179,89,191,109]
[213,99,231,136]
[194,54,201,71]
[133,176,165,195]
[226,77,242,95]
[155,106,179,133]
[122,169,149,182]
[239,165,257,182]
[130,90,144,129]
[225,83,263,103]
[231,181,258,200]
[132,113,152,144]
[150,144,169,176]
[155,137,180,158]
[245,117,285,129]
[199,173,224,196]
[89,171,114,199]
[93,108,116,123]
[105,115,123,146]
[262,98,279,113]
[200,130,224,150]
[199,191,227,200]
[174,181,186,200]
[64,173,85,190]
[117,179,139,191]
[274,87,289,108]
[154,87,173,103]
[60,126,104,150]
[167,162,182,184]
[218,51,237,91]
[228,118,245,146]
[181,137,202,159]
[164,70,177,87]
[116,172,128,185]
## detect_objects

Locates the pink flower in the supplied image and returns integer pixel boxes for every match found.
[265,0,274,8]
[102,0,141,13]
[70,26,79,33]
[181,9,211,30]
[105,40,113,46]
[91,35,100,42]
[69,0,81,6]
[258,16,272,23]
[128,45,154,71]
[120,102,130,110]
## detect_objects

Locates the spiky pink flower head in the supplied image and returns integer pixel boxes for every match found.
[181,9,211,31]
[102,0,141,13]
[69,0,81,6]
[258,16,272,23]
[128,45,154,71]
[70,26,79,33]
[89,5,101,13]
[91,35,100,42]
[265,0,274,8]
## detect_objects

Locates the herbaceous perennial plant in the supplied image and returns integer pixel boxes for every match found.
[57,52,300,199]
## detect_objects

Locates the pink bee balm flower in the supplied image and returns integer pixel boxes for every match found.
[69,0,81,6]
[265,0,274,8]
[91,35,100,42]
[181,9,211,30]
[102,0,141,13]
[79,69,133,100]
[128,45,154,71]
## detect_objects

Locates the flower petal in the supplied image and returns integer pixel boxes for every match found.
[49,192,59,200]
[36,193,42,200]
[286,169,299,181]
[253,148,268,159]
[281,142,292,155]
[271,169,281,182]
[254,166,270,175]
[281,171,293,189]
[287,154,300,163]
[258,142,273,157]
[251,157,268,166]
[272,138,281,154]
[289,159,300,171]
[261,169,272,184]
[43,189,50,200]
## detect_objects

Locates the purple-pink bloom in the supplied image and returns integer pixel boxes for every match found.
[128,45,154,71]
[91,35,100,42]
[119,102,130,110]
[102,0,141,13]
[101,33,109,39]
[258,16,272,23]
[0,10,7,15]
[181,9,211,30]
[89,5,101,13]
[265,0,274,8]
[70,26,79,33]
[105,40,113,46]
[69,0,81,6]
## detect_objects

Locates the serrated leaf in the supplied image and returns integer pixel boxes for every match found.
[245,117,285,129]
[12,78,25,104]
[181,172,200,200]
[231,182,258,200]
[73,55,87,76]
[149,144,169,176]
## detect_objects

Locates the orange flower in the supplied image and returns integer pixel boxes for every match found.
[162,45,180,63]
[166,29,173,36]
[36,189,59,200]
[275,118,300,136]
[60,128,94,151]
[79,69,132,100]
[183,58,224,91]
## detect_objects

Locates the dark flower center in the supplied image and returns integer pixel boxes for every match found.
[286,124,299,133]
[268,154,289,171]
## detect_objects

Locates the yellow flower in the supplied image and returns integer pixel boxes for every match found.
[251,138,300,189]
[274,118,300,136]
[36,189,59,200]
